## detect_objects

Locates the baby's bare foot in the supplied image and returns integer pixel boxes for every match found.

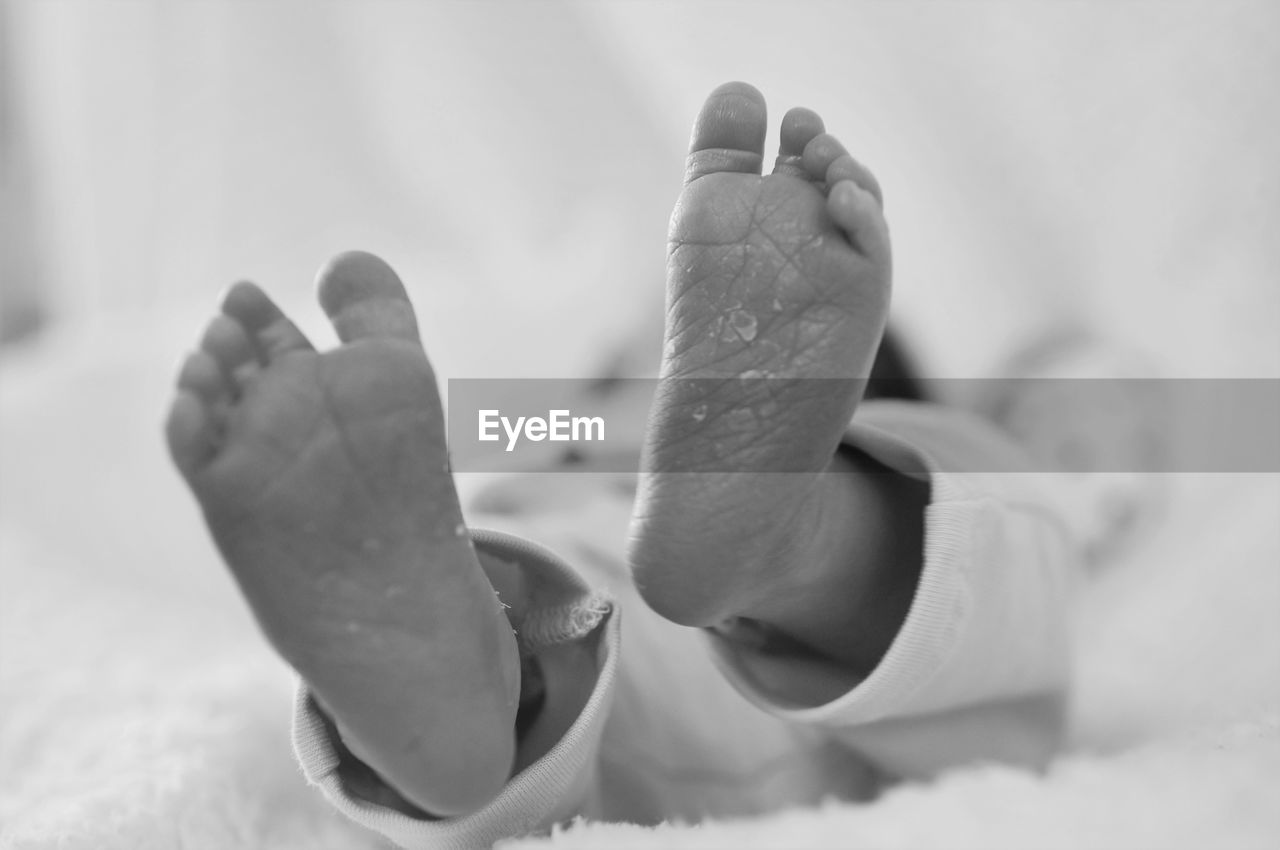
[166,252,519,816]
[630,83,892,627]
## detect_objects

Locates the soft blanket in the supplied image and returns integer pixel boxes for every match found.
[1,318,1277,850]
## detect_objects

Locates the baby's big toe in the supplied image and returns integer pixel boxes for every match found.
[316,251,422,345]
[685,81,769,185]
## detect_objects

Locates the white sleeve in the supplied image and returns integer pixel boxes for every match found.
[707,400,1076,777]
[291,529,620,850]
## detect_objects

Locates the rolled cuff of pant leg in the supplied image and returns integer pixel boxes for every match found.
[292,529,620,850]
[706,400,1073,727]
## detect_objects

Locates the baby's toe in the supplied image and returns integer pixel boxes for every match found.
[827,179,890,262]
[222,281,314,363]
[166,379,219,477]
[200,313,261,392]
[316,251,422,345]
[801,133,884,208]
[177,349,230,405]
[773,107,825,178]
[170,348,238,475]
[685,81,769,185]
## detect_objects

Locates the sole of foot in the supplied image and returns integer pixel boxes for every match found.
[166,251,519,816]
[629,82,893,627]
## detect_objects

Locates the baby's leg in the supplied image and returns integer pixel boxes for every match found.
[166,252,519,816]
[630,83,927,674]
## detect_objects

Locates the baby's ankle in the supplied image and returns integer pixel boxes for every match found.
[737,449,926,673]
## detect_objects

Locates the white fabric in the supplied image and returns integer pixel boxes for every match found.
[291,530,622,850]
[711,404,1074,724]
[5,326,1274,848]
[291,399,1074,847]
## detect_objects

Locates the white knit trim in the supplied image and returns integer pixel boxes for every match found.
[706,410,977,725]
[518,592,612,650]
[292,608,620,850]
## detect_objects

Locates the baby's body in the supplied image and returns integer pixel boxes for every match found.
[167,83,1072,843]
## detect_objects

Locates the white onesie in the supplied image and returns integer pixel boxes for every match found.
[292,400,1076,849]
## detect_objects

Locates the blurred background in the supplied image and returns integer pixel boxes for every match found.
[2,0,1276,379]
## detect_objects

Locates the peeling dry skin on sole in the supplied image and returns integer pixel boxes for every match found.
[630,81,896,632]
